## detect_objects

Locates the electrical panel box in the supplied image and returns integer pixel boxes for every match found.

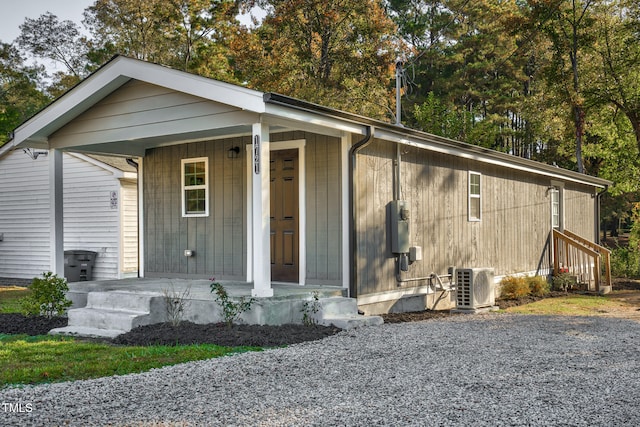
[390,200,410,253]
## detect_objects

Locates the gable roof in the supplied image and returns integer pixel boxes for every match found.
[0,55,264,157]
[1,55,610,188]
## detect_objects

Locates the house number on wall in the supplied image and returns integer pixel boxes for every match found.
[253,135,260,174]
[110,191,118,209]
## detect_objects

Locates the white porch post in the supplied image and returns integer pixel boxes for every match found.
[49,148,64,277]
[251,122,273,297]
[137,157,145,278]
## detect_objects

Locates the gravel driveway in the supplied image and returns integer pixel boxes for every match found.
[2,313,639,426]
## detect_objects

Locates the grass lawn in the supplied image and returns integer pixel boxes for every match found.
[0,286,260,388]
[503,293,624,316]
[0,286,29,313]
[0,334,258,387]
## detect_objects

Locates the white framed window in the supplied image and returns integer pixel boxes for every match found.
[550,188,560,228]
[181,157,209,217]
[468,171,481,222]
[550,182,564,230]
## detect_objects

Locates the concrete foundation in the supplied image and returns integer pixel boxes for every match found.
[358,290,456,315]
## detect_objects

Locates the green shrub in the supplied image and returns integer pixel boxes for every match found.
[499,276,529,300]
[19,272,72,318]
[527,276,550,297]
[301,291,320,326]
[552,273,576,292]
[210,282,255,327]
[610,245,640,278]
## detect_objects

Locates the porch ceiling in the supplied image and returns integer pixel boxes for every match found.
[53,121,299,158]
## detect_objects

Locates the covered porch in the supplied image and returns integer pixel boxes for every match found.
[1,56,358,300]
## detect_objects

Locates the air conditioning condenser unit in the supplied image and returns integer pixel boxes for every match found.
[455,268,495,310]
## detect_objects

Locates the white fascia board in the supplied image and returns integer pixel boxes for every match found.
[374,127,610,188]
[0,143,15,159]
[264,104,365,136]
[11,72,132,149]
[9,56,265,152]
[68,152,125,178]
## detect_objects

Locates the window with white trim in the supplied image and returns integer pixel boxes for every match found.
[181,158,209,217]
[550,188,559,228]
[468,171,481,221]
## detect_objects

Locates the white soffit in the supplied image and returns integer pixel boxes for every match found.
[264,104,365,137]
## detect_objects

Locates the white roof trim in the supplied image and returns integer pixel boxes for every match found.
[263,104,365,136]
[68,152,126,178]
[374,127,609,188]
[2,55,610,190]
[6,56,265,152]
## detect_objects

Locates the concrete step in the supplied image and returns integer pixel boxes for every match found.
[49,325,127,339]
[86,291,161,312]
[67,307,150,332]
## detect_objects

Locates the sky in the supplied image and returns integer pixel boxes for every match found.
[0,0,263,44]
[0,0,262,75]
[0,0,94,44]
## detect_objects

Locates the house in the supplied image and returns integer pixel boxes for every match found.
[0,55,611,315]
[0,147,138,285]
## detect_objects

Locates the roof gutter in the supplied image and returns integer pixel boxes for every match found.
[263,92,610,189]
[348,125,373,298]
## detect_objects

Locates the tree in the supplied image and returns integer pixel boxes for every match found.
[529,0,599,173]
[0,43,50,145]
[84,0,173,63]
[398,1,538,153]
[235,0,402,119]
[83,0,242,81]
[589,0,640,153]
[16,12,89,80]
[384,0,459,122]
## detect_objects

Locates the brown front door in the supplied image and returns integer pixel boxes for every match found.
[270,149,299,282]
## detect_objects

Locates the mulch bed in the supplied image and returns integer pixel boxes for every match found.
[0,314,341,347]
[0,313,67,336]
[112,322,342,347]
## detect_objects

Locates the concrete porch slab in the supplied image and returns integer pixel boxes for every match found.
[66,278,347,300]
[54,278,382,337]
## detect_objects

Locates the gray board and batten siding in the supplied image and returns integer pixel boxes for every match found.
[353,138,596,298]
[143,131,344,284]
[48,77,344,284]
[143,138,247,279]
